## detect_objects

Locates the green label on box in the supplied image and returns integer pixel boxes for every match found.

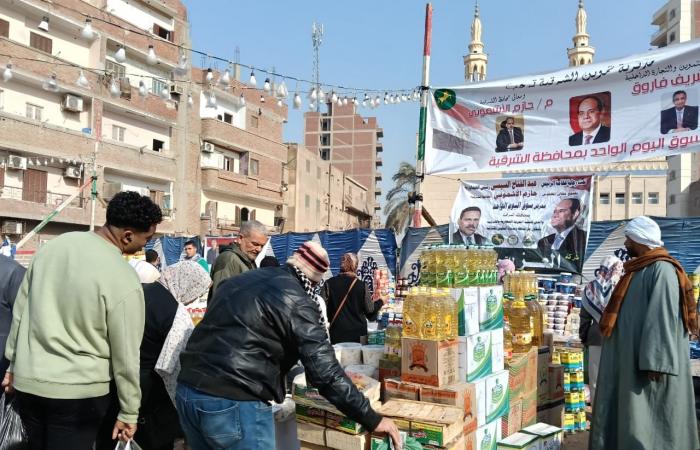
[394,419,446,447]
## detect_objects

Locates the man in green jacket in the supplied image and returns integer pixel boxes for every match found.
[210,220,268,296]
[3,192,163,449]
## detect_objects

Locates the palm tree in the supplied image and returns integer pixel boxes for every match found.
[384,162,416,234]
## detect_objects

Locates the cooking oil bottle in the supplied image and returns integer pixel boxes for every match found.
[437,288,457,340]
[503,318,514,362]
[420,247,434,287]
[422,288,439,340]
[453,247,469,287]
[526,294,544,347]
[509,294,534,353]
[402,288,417,338]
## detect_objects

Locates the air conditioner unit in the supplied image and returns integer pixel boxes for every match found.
[63,165,81,179]
[7,155,27,170]
[102,182,123,200]
[2,221,22,235]
[62,94,84,112]
[201,142,215,153]
[170,84,184,95]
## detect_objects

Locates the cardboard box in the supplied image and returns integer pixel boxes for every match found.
[326,428,370,450]
[497,432,539,450]
[421,382,478,434]
[507,347,537,401]
[465,431,476,450]
[536,401,565,428]
[537,347,551,404]
[297,421,370,450]
[378,399,465,447]
[479,285,504,331]
[501,398,523,438]
[547,364,565,401]
[486,370,510,423]
[383,377,422,402]
[474,378,487,427]
[521,423,563,450]
[453,287,480,336]
[297,421,326,446]
[378,357,401,384]
[465,331,493,382]
[371,433,464,450]
[296,403,364,434]
[492,328,505,373]
[401,338,458,388]
[294,372,380,414]
[475,419,502,450]
[521,390,538,428]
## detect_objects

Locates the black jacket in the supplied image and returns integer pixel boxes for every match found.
[568,125,611,146]
[178,265,382,431]
[0,256,25,378]
[451,231,487,246]
[579,304,603,347]
[323,274,383,345]
[496,126,524,152]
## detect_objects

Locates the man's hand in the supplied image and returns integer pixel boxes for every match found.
[2,372,13,393]
[375,417,401,449]
[646,371,663,382]
[112,420,137,442]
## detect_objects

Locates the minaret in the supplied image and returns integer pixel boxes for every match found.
[463,1,488,82]
[567,0,595,66]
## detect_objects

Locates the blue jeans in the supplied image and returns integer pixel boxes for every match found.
[176,383,275,450]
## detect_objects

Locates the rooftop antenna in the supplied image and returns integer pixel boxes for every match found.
[312,21,324,112]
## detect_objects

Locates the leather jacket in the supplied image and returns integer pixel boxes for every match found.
[178,265,382,431]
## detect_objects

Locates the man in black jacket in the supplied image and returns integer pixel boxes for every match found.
[0,255,25,379]
[177,241,400,450]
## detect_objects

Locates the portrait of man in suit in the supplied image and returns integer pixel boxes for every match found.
[569,95,611,146]
[495,117,524,152]
[452,206,487,246]
[537,198,587,266]
[660,90,698,134]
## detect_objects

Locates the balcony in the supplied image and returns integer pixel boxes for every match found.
[201,167,282,204]
[376,158,383,167]
[375,173,383,181]
[650,28,669,47]
[201,118,287,161]
[99,140,177,181]
[0,185,91,225]
[376,142,383,153]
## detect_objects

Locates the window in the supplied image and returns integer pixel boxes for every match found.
[632,192,643,204]
[306,160,311,173]
[223,112,233,124]
[320,134,330,146]
[615,193,625,204]
[152,139,164,152]
[599,193,610,205]
[240,207,249,222]
[670,9,676,19]
[153,23,174,42]
[670,31,676,43]
[305,194,310,208]
[106,60,126,79]
[0,18,9,38]
[223,155,236,173]
[320,148,330,161]
[25,103,42,121]
[648,192,659,204]
[29,32,52,53]
[669,194,676,205]
[250,115,259,128]
[152,78,168,96]
[669,170,676,181]
[321,118,331,131]
[249,158,259,176]
[112,125,125,142]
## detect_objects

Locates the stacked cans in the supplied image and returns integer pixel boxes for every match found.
[556,349,587,433]
[539,273,579,336]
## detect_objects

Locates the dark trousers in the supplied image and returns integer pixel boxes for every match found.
[15,390,111,450]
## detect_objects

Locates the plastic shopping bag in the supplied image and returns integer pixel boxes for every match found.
[114,440,144,450]
[0,393,28,450]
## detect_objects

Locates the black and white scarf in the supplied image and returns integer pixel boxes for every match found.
[291,265,330,339]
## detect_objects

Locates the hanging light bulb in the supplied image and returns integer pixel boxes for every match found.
[109,78,121,97]
[187,93,194,107]
[309,87,317,101]
[76,70,90,89]
[81,18,95,40]
[239,93,246,107]
[343,96,349,106]
[174,51,188,76]
[160,85,170,100]
[395,94,401,104]
[384,92,389,104]
[309,101,317,111]
[413,89,420,101]
[38,16,49,32]
[42,72,59,92]
[263,78,271,93]
[260,94,265,103]
[276,81,288,99]
[205,68,214,83]
[207,92,217,108]
[293,92,302,109]
[352,97,358,106]
[138,80,147,96]
[374,96,381,107]
[146,45,158,65]
[277,99,283,107]
[362,98,368,108]
[318,88,326,102]
[249,70,257,86]
[330,91,338,103]
[115,45,126,63]
[3,63,12,82]
[219,69,231,87]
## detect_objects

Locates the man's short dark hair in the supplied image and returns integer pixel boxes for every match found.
[260,256,279,268]
[673,90,687,99]
[460,206,482,219]
[563,198,581,215]
[106,191,162,232]
[184,240,196,248]
[145,249,159,263]
[578,96,604,112]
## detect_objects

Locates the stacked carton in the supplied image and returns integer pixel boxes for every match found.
[497,422,564,450]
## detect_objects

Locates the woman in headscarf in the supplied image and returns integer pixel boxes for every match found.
[96,261,211,450]
[580,255,623,406]
[322,253,387,344]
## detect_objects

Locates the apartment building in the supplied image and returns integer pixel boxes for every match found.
[285,143,371,232]
[303,102,383,224]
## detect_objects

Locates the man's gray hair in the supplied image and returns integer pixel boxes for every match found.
[240,219,268,237]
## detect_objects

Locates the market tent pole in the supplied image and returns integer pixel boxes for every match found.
[413,2,432,228]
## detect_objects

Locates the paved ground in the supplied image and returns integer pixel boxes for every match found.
[562,430,589,449]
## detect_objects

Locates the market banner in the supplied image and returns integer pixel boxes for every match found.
[449,175,593,273]
[426,39,700,174]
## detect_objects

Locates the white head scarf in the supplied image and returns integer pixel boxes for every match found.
[625,216,664,249]
[158,261,212,305]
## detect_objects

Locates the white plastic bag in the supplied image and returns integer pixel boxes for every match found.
[114,440,143,450]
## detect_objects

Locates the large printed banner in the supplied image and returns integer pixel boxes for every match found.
[426,40,700,174]
[450,175,593,273]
